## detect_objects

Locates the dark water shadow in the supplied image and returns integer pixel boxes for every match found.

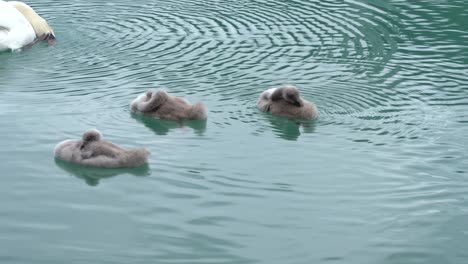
[55,158,151,186]
[264,114,317,141]
[131,112,207,136]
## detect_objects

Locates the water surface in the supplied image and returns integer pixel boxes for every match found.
[1,0,467,263]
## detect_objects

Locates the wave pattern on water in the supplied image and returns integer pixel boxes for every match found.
[1,0,468,263]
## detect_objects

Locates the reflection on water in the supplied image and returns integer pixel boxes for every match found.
[258,114,317,141]
[131,112,207,136]
[55,158,150,186]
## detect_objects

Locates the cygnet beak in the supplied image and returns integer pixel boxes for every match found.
[293,100,303,107]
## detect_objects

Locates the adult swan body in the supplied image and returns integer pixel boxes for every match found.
[0,1,55,51]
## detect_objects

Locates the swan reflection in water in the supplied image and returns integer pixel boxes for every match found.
[131,112,207,136]
[55,158,150,186]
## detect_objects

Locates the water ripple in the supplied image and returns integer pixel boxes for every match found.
[2,0,468,263]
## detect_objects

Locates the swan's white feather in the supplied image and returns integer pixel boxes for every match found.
[0,0,36,51]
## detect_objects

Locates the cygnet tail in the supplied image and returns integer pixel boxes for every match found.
[189,102,207,120]
[122,148,150,167]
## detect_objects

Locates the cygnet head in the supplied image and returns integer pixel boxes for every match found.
[9,1,56,43]
[82,128,102,143]
[272,85,303,107]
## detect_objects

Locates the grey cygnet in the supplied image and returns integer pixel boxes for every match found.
[54,129,150,168]
[130,90,207,120]
[257,85,318,120]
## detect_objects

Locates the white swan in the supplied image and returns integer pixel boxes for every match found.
[0,1,55,51]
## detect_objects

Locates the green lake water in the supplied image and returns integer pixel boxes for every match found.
[1,0,467,263]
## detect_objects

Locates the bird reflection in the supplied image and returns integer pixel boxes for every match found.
[264,114,317,141]
[131,112,206,136]
[55,158,150,186]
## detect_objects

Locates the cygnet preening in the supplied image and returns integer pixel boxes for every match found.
[257,85,318,120]
[54,129,150,168]
[130,90,207,120]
